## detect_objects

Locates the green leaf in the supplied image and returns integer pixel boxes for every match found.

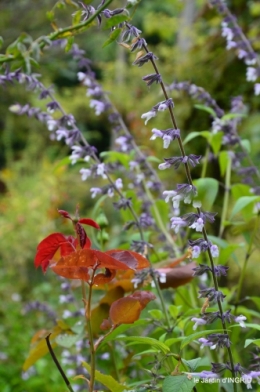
[82,362,128,391]
[180,329,226,350]
[194,104,216,117]
[116,336,170,354]
[100,151,130,168]
[163,375,195,392]
[245,339,260,348]
[193,178,219,211]
[240,138,251,153]
[148,309,163,320]
[102,28,121,48]
[246,296,260,311]
[165,337,186,347]
[218,151,230,177]
[168,305,182,319]
[231,184,251,200]
[243,323,260,332]
[221,113,247,121]
[210,132,223,155]
[55,333,80,348]
[0,36,3,49]
[65,36,75,52]
[146,155,161,163]
[230,196,260,219]
[72,10,82,25]
[182,357,210,371]
[183,132,201,145]
[103,15,129,29]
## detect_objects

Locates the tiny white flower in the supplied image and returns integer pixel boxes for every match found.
[163,135,172,148]
[90,187,102,198]
[96,163,107,179]
[158,162,171,170]
[77,72,86,81]
[141,110,156,125]
[47,119,57,131]
[115,178,123,189]
[163,190,176,203]
[192,246,201,258]
[254,83,260,96]
[159,272,167,284]
[189,217,204,232]
[234,315,247,328]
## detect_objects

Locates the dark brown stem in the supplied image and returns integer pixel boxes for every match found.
[45,334,75,392]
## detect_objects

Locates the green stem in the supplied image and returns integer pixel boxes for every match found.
[219,155,231,238]
[235,214,259,304]
[0,0,114,65]
[45,334,75,392]
[201,146,210,179]
[81,280,96,392]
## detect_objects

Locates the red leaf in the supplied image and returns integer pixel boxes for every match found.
[58,209,72,220]
[35,233,69,272]
[59,235,77,256]
[78,218,100,230]
[105,250,150,269]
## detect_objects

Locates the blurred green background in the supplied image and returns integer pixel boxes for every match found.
[0,0,260,390]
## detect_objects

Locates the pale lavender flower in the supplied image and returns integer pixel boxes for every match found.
[185,370,220,379]
[191,317,207,330]
[210,244,219,257]
[192,246,201,258]
[254,83,260,96]
[151,128,180,148]
[89,99,106,115]
[90,187,102,198]
[47,119,58,131]
[234,315,247,328]
[170,217,187,233]
[79,168,91,181]
[246,67,257,82]
[96,163,107,179]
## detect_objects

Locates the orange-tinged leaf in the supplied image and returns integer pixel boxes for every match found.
[131,290,156,309]
[91,303,110,335]
[93,269,116,285]
[109,297,142,325]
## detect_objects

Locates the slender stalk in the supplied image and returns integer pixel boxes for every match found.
[81,279,96,392]
[45,334,75,392]
[141,42,237,389]
[219,154,231,238]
